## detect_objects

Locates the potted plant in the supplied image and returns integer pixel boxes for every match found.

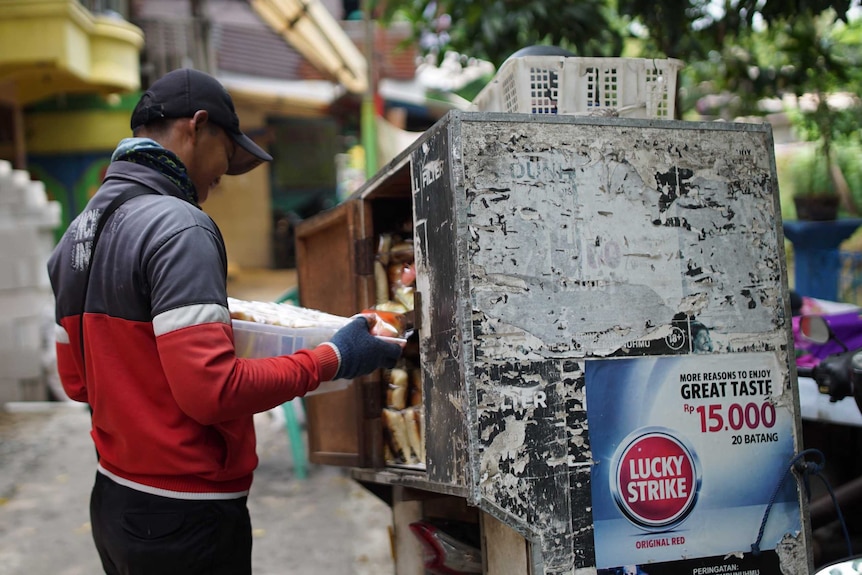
[787,143,841,221]
[781,11,862,220]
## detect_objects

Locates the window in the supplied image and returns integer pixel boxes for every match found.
[78,0,129,18]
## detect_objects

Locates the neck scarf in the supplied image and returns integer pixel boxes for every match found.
[111,138,198,205]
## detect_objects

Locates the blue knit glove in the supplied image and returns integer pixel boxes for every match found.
[328,316,403,380]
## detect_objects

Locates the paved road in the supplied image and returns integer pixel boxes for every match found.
[0,402,394,575]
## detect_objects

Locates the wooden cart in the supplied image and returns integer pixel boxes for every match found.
[295,111,813,575]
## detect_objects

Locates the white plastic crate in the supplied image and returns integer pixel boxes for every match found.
[471,56,684,119]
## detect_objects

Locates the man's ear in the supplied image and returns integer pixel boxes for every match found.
[191,110,210,132]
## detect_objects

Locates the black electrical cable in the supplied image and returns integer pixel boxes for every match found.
[751,448,852,559]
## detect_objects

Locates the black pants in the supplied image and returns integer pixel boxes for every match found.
[90,472,252,575]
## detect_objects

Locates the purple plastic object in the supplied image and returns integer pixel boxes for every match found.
[793,310,862,367]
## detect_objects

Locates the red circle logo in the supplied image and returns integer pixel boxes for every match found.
[611,429,699,530]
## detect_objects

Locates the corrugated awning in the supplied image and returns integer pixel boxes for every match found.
[218,73,340,117]
[250,0,368,94]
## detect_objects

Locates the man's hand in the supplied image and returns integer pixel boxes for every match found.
[326,315,404,380]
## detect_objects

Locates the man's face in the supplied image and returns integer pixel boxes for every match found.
[188,121,235,204]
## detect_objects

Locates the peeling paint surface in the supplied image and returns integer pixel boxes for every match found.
[410,114,807,574]
[776,532,807,575]
[464,123,785,358]
[413,126,474,489]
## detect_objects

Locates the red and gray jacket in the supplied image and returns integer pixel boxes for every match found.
[48,160,338,498]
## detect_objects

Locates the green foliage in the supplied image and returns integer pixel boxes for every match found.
[378,0,625,68]
[379,1,859,115]
[677,7,862,215]
[836,144,862,210]
[786,146,834,197]
[782,141,862,218]
[379,0,862,161]
[790,104,862,148]
[617,0,710,58]
[681,9,862,117]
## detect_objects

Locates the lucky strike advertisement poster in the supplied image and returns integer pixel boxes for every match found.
[586,353,801,570]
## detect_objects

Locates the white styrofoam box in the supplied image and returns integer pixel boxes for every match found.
[0,376,48,403]
[0,257,52,290]
[19,377,49,401]
[0,377,19,404]
[0,313,43,351]
[33,229,58,264]
[0,168,32,206]
[33,180,48,206]
[0,216,60,257]
[471,56,684,119]
[0,225,38,243]
[47,199,63,228]
[35,258,52,289]
[0,160,12,201]
[24,179,48,209]
[0,172,49,208]
[0,347,43,378]
[0,377,15,404]
[0,199,62,229]
[0,288,54,321]
[22,201,61,230]
[0,259,29,290]
[0,377,16,404]
[0,184,23,207]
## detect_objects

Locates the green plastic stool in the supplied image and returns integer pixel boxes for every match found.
[275,285,300,306]
[274,286,306,480]
[280,400,307,480]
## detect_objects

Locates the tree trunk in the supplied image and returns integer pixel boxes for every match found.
[830,161,857,216]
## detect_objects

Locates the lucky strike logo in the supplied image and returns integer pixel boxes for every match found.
[610,428,701,531]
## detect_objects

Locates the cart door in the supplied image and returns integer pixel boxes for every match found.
[295,199,382,467]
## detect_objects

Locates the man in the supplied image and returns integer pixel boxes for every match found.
[47,68,402,575]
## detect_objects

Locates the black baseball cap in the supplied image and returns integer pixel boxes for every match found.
[130,68,273,175]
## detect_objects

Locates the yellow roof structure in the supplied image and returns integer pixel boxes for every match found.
[250,0,367,95]
[0,0,144,106]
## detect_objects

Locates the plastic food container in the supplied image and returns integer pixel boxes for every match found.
[231,319,349,396]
